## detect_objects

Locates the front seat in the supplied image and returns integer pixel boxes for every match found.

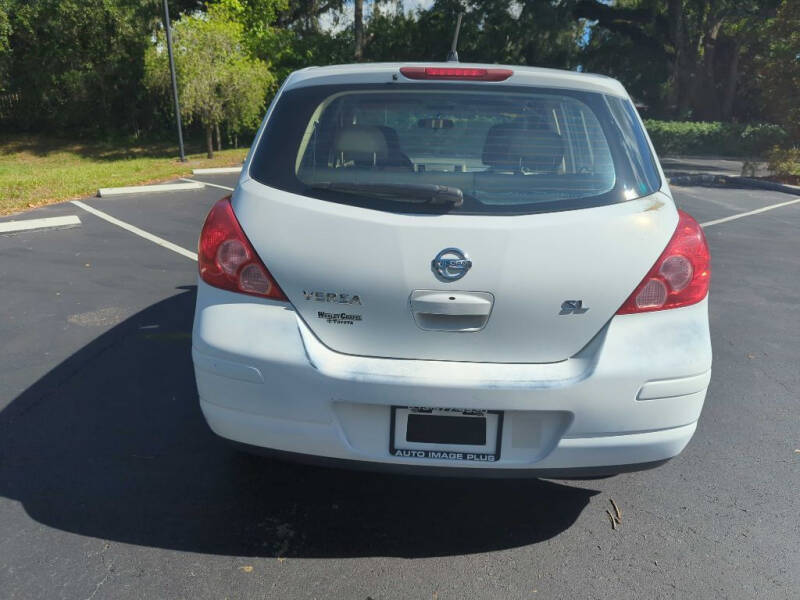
[376,126,414,169]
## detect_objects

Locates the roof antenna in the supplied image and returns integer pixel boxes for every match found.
[446,12,463,62]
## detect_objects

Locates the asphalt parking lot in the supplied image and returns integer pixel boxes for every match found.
[1,173,799,599]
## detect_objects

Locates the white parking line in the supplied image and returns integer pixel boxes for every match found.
[701,197,800,228]
[0,215,81,234]
[71,200,198,261]
[179,177,234,192]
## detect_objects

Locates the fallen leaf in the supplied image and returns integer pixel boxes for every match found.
[239,565,253,573]
[746,353,755,359]
[610,498,622,522]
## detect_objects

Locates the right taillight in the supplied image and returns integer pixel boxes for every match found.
[198,196,288,301]
[617,209,710,314]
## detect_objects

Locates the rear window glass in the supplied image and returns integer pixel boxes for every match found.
[249,83,660,215]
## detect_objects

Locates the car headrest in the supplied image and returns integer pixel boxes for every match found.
[482,123,565,172]
[333,126,389,166]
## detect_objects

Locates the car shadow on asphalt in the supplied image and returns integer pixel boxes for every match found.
[0,287,598,559]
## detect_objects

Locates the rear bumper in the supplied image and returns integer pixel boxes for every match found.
[222,441,673,479]
[192,280,712,474]
[201,399,693,476]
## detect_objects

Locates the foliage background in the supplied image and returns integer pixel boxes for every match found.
[143,5,273,155]
[643,121,788,157]
[0,0,797,155]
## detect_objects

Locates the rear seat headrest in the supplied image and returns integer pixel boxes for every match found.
[482,123,565,172]
[333,126,389,163]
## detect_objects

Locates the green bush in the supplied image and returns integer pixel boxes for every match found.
[767,147,800,177]
[643,120,788,157]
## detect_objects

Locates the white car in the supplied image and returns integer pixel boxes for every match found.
[192,63,711,477]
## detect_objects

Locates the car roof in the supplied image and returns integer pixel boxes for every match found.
[283,62,629,98]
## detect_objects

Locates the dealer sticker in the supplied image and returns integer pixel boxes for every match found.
[317,310,362,325]
[392,449,497,462]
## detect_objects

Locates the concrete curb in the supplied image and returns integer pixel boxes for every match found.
[191,167,242,174]
[0,215,82,235]
[97,182,205,197]
[666,173,800,196]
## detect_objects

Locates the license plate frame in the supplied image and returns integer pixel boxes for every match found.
[389,406,504,463]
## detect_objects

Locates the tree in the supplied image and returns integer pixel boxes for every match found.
[666,0,780,121]
[576,1,671,114]
[0,0,10,93]
[210,0,288,58]
[576,0,782,121]
[759,0,800,142]
[215,0,345,81]
[3,0,153,133]
[144,8,274,157]
[354,0,364,60]
[0,2,9,61]
[358,0,583,67]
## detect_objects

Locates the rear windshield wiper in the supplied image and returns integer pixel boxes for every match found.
[309,182,464,207]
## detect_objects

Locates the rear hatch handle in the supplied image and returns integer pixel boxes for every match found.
[410,290,494,332]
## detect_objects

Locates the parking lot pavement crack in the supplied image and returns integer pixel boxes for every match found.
[84,571,110,600]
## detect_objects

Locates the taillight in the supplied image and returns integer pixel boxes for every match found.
[400,66,513,81]
[617,210,710,314]
[198,196,288,301]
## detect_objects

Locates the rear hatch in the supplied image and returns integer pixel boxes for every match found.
[235,66,674,363]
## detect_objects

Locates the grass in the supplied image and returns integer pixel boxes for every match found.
[0,135,250,215]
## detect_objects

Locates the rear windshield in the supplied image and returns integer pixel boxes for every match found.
[249,83,660,215]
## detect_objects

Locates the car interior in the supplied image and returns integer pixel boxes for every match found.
[296,92,617,204]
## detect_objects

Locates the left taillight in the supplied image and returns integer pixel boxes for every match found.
[198,196,288,301]
[616,209,710,314]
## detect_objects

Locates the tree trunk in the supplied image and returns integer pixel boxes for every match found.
[667,0,694,117]
[354,0,364,61]
[721,42,740,121]
[667,0,682,112]
[695,18,724,120]
[701,27,717,77]
[206,125,214,159]
[678,26,703,118]
[215,122,222,152]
